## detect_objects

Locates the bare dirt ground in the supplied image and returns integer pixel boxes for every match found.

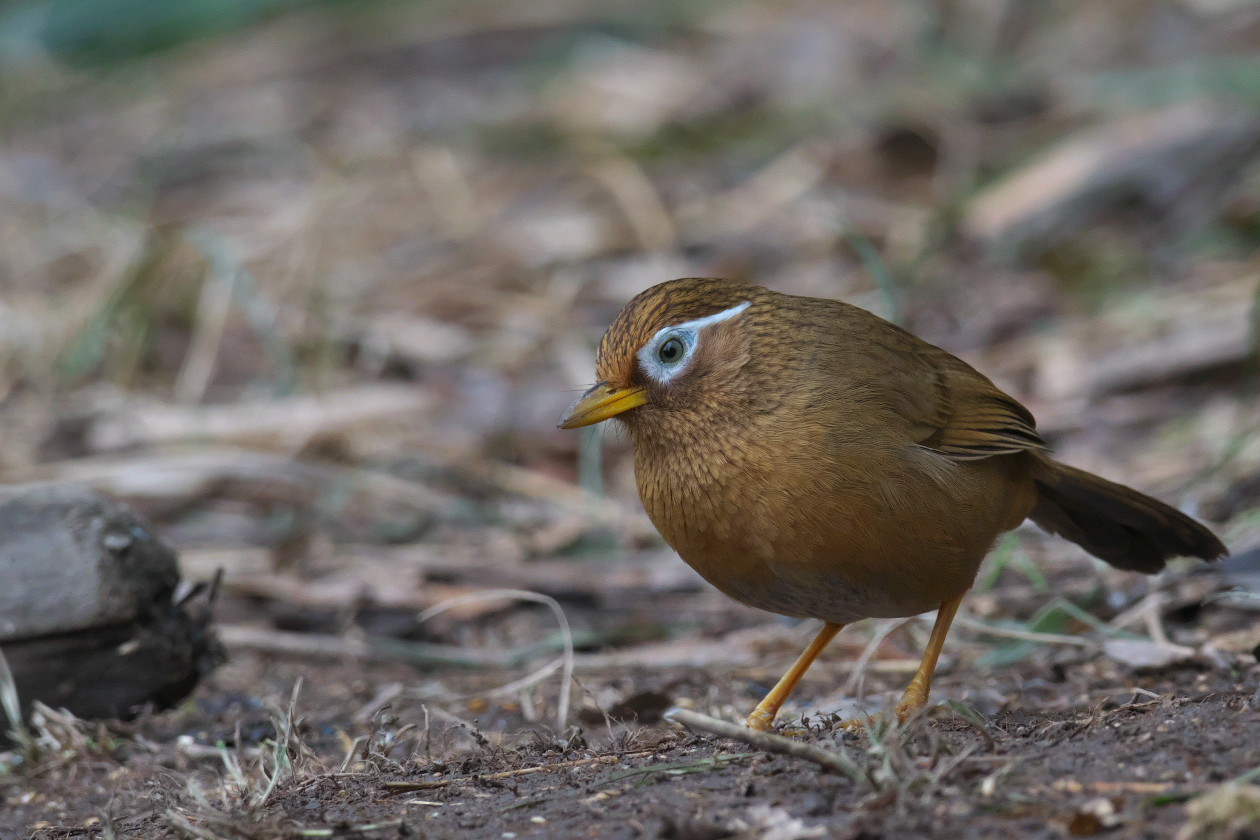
[2,1,1259,838]
[10,592,1260,840]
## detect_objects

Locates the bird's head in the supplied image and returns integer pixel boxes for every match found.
[559,278,777,433]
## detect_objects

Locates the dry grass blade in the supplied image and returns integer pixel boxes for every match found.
[584,145,677,252]
[963,102,1260,249]
[254,678,304,807]
[81,385,434,453]
[843,617,915,700]
[952,614,1097,648]
[0,647,31,758]
[173,253,238,404]
[416,589,576,731]
[0,649,25,745]
[291,821,409,837]
[218,625,512,669]
[481,462,655,536]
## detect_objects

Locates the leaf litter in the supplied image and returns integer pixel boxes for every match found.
[1,1,1259,838]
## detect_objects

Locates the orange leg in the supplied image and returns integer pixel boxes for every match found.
[746,622,845,731]
[893,595,964,721]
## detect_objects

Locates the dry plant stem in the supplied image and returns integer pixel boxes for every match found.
[178,741,263,761]
[0,648,28,752]
[584,146,678,251]
[93,384,431,453]
[381,750,656,792]
[951,614,1096,647]
[1144,594,1173,647]
[482,462,652,536]
[416,588,575,731]
[219,625,511,668]
[423,702,477,732]
[1082,781,1195,794]
[174,261,236,404]
[1108,591,1166,632]
[449,656,567,703]
[293,822,407,838]
[843,617,915,700]
[353,682,404,722]
[664,707,866,784]
[568,643,921,672]
[1105,590,1184,652]
[410,146,480,236]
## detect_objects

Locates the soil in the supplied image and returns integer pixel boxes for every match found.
[9,578,1260,840]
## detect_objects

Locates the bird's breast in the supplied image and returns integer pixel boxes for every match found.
[633,435,1034,624]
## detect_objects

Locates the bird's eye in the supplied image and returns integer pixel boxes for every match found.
[657,336,685,365]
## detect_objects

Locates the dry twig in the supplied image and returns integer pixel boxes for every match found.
[663,707,866,784]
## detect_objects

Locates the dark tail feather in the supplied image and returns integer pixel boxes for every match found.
[1029,458,1227,573]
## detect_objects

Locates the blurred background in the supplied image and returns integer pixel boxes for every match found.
[1,0,1259,769]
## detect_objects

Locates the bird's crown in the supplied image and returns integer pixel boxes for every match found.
[595,278,761,384]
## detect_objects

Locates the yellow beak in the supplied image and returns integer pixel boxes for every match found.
[559,382,648,429]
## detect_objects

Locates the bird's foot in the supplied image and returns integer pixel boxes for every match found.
[745,707,777,732]
[894,688,929,723]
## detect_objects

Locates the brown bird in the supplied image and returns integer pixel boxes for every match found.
[560,278,1227,731]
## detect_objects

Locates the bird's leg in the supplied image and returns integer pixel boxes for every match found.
[894,595,964,721]
[746,621,845,731]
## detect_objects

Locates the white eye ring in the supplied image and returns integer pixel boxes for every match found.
[636,300,750,384]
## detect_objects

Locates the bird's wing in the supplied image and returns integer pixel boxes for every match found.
[914,354,1047,460]
[853,315,1047,461]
